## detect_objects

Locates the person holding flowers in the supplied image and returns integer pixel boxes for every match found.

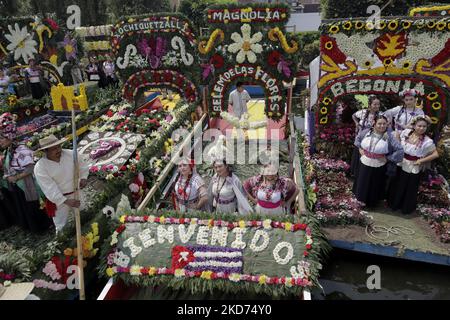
[173,157,208,213]
[0,113,52,233]
[350,95,381,177]
[388,115,439,215]
[353,115,403,208]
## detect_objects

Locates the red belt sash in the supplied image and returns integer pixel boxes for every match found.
[404,154,421,161]
[45,192,74,218]
[258,200,282,209]
[363,150,385,159]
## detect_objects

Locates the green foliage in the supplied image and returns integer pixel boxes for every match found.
[179,0,237,30]
[320,0,443,19]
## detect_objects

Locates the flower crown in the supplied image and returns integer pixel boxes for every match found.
[410,115,432,126]
[399,88,420,98]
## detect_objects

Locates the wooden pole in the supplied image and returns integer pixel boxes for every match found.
[137,114,206,211]
[71,108,86,300]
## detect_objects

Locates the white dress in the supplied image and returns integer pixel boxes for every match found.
[211,176,237,214]
[360,132,389,168]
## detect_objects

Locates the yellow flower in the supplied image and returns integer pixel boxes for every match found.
[427,92,438,101]
[320,107,328,115]
[119,215,126,224]
[106,267,115,277]
[402,21,412,29]
[285,277,293,287]
[402,61,412,69]
[329,25,339,34]
[263,219,272,229]
[190,218,198,225]
[388,20,398,31]
[355,21,364,29]
[378,21,386,30]
[268,112,273,117]
[363,60,374,68]
[148,215,155,223]
[239,220,246,229]
[258,275,267,285]
[343,21,352,30]
[174,269,185,278]
[148,267,157,276]
[159,216,166,224]
[383,58,394,67]
[130,265,141,276]
[201,271,213,280]
[208,219,214,227]
[323,97,332,105]
[324,41,333,50]
[436,21,446,30]
[365,21,375,30]
[285,222,293,231]
[432,102,442,110]
[229,273,241,282]
[427,21,436,29]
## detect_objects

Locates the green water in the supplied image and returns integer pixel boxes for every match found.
[312,249,450,300]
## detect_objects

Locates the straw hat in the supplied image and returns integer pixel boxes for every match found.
[261,164,279,176]
[0,282,34,300]
[37,134,67,151]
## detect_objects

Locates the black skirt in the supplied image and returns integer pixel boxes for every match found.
[30,82,45,99]
[387,169,421,215]
[0,187,15,230]
[350,146,360,178]
[7,185,53,233]
[353,162,387,207]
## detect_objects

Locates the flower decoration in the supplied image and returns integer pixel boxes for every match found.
[45,18,59,31]
[228,24,263,64]
[427,92,438,101]
[402,21,412,29]
[210,54,224,69]
[427,21,436,29]
[436,21,446,30]
[59,34,78,61]
[329,25,340,34]
[402,60,412,69]
[355,21,364,29]
[343,21,352,31]
[268,51,281,66]
[388,20,399,31]
[5,23,38,63]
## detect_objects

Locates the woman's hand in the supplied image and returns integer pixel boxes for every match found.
[414,159,423,166]
[359,148,365,156]
[7,175,17,183]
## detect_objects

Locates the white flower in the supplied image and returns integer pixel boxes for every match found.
[129,183,140,193]
[262,219,272,230]
[114,251,130,268]
[5,23,38,63]
[102,205,115,218]
[229,273,241,282]
[227,24,263,64]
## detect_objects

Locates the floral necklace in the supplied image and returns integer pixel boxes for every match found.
[262,178,279,201]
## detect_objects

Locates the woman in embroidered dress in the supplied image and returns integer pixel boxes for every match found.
[387,116,439,215]
[24,59,46,100]
[173,157,208,213]
[0,113,52,232]
[243,164,299,215]
[352,115,404,208]
[384,88,424,138]
[207,159,253,215]
[350,95,381,177]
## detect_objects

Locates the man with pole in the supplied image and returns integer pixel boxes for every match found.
[34,110,88,299]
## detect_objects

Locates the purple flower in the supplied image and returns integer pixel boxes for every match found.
[59,34,78,60]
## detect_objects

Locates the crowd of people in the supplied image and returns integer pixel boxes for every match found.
[173,155,299,216]
[351,89,439,215]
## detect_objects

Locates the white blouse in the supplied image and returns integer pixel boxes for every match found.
[257,188,282,204]
[174,173,205,202]
[400,129,436,174]
[383,106,424,132]
[211,176,236,203]
[360,132,389,167]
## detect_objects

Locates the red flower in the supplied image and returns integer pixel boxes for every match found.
[303,251,309,257]
[210,54,224,69]
[320,35,346,64]
[107,110,114,117]
[306,244,312,250]
[431,38,450,66]
[120,166,127,171]
[116,225,126,233]
[179,218,185,224]
[299,223,307,230]
[45,18,60,31]
[268,51,281,66]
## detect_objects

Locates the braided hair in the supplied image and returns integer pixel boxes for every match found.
[361,95,380,128]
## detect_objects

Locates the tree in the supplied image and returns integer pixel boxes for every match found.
[320,0,442,19]
[179,0,237,31]
[105,0,171,22]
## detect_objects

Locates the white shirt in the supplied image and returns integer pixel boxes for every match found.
[399,129,436,174]
[229,89,250,115]
[34,149,90,207]
[360,132,389,167]
[383,106,424,132]
[353,109,377,132]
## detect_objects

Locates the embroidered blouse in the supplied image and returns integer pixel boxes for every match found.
[399,129,436,174]
[384,106,424,132]
[243,175,296,204]
[174,173,206,203]
[359,132,389,167]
